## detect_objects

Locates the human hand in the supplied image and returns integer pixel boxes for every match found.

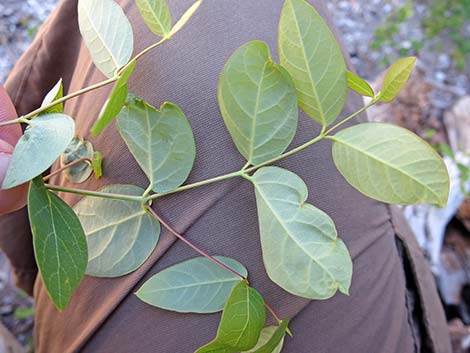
[0,84,28,215]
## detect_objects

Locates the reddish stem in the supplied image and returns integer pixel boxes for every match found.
[264,300,282,323]
[146,206,247,281]
[43,157,92,181]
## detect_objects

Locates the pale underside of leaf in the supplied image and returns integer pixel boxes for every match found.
[3,113,75,189]
[279,0,347,126]
[346,71,374,97]
[380,57,416,102]
[78,0,134,78]
[74,184,160,277]
[135,0,172,37]
[218,41,298,165]
[117,99,196,193]
[169,0,203,37]
[331,122,450,207]
[242,323,288,353]
[136,256,247,313]
[40,79,64,114]
[28,177,87,310]
[61,136,95,184]
[251,166,352,299]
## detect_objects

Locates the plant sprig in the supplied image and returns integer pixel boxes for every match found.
[0,0,450,352]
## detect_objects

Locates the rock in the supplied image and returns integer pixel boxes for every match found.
[444,96,470,154]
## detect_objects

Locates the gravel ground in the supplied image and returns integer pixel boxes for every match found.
[0,0,58,82]
[0,0,468,350]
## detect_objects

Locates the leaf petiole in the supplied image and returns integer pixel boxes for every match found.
[324,95,380,136]
[146,205,247,281]
[43,157,93,181]
[45,184,143,203]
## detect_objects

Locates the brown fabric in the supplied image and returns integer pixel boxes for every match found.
[1,0,451,352]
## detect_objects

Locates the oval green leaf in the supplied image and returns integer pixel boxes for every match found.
[92,151,103,180]
[169,0,202,37]
[136,0,172,37]
[346,71,374,97]
[74,185,161,277]
[279,0,347,126]
[40,79,64,114]
[117,98,196,193]
[196,281,266,353]
[330,122,450,207]
[78,0,134,78]
[244,321,289,353]
[218,41,298,165]
[379,57,416,102]
[251,166,352,299]
[3,113,75,189]
[60,136,94,184]
[91,60,136,136]
[136,256,247,313]
[28,177,87,311]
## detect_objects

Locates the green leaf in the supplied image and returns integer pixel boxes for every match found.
[330,123,450,207]
[379,57,416,102]
[92,151,103,179]
[117,98,196,193]
[3,113,75,189]
[136,256,247,313]
[74,185,160,277]
[251,166,352,299]
[91,60,136,136]
[40,79,64,114]
[245,321,289,353]
[60,136,94,184]
[438,143,455,160]
[196,281,266,353]
[279,0,347,126]
[14,306,35,320]
[218,41,298,165]
[346,71,374,97]
[28,177,87,310]
[136,0,172,37]
[169,0,202,37]
[78,0,134,78]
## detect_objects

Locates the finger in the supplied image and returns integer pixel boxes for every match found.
[0,83,22,146]
[0,153,28,215]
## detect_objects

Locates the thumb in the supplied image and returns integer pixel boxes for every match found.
[0,83,22,147]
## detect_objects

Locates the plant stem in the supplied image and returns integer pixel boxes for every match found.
[146,206,247,281]
[120,37,170,75]
[1,36,171,125]
[0,117,29,127]
[38,100,378,204]
[43,158,92,181]
[45,184,143,202]
[264,300,282,323]
[22,77,118,121]
[145,99,380,200]
[145,170,244,201]
[324,96,379,136]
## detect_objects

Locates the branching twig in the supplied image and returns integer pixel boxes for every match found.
[146,205,247,281]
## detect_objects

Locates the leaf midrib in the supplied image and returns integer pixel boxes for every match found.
[84,210,147,235]
[142,277,239,294]
[141,0,169,36]
[254,183,337,284]
[80,1,120,72]
[248,60,269,163]
[286,0,325,124]
[332,136,442,203]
